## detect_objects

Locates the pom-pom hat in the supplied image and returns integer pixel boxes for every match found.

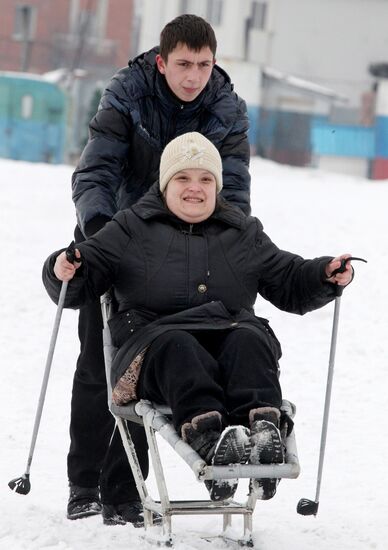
[159,132,223,193]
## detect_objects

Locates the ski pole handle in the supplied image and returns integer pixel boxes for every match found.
[65,240,77,264]
[330,256,367,277]
[331,256,367,297]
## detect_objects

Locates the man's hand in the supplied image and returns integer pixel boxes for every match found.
[54,249,82,282]
[325,254,353,286]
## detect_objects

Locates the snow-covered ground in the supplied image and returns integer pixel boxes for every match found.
[0,156,386,549]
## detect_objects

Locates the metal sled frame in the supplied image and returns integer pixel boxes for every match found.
[101,293,300,547]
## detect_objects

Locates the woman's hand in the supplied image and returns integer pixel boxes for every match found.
[53,249,82,282]
[325,254,353,286]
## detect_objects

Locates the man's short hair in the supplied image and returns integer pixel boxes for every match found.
[160,14,217,60]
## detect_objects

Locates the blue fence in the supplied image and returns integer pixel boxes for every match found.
[252,108,386,164]
[375,116,388,158]
[245,104,260,149]
[311,119,375,159]
[0,73,67,163]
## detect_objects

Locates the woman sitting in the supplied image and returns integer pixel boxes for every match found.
[43,132,353,502]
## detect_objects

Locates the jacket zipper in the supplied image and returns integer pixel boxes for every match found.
[186,224,193,308]
[166,104,184,144]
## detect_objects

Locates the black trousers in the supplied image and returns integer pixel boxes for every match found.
[68,230,148,505]
[137,328,282,432]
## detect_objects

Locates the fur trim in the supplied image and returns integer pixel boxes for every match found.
[111,349,147,405]
[249,406,280,427]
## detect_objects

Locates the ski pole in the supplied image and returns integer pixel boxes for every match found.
[297,291,341,516]
[8,242,76,495]
[297,256,367,516]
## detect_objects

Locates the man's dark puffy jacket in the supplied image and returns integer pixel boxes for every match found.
[43,184,337,386]
[72,47,251,237]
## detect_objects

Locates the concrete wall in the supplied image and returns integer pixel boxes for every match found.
[137,0,253,57]
[259,0,388,108]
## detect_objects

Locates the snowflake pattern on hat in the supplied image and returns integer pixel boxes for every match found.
[180,140,205,164]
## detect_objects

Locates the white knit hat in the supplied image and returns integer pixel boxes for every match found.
[159,132,223,193]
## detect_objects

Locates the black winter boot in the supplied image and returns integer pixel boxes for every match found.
[181,411,224,463]
[102,500,163,527]
[181,412,250,501]
[67,484,102,520]
[248,407,283,500]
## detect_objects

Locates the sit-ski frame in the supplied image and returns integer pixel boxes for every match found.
[101,293,300,547]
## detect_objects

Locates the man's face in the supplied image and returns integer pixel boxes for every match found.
[156,43,215,102]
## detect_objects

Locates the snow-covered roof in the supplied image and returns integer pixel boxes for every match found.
[263,66,348,103]
[0,69,87,85]
[43,68,88,84]
[0,70,47,82]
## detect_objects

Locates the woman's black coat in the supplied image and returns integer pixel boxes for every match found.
[43,184,336,388]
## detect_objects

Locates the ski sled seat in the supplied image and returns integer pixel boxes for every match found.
[101,291,300,547]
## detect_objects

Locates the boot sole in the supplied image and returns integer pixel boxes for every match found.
[249,420,283,500]
[67,504,102,520]
[207,425,251,501]
[102,510,163,527]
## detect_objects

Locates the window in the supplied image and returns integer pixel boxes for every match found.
[95,0,108,41]
[207,0,223,26]
[180,0,191,12]
[251,1,267,31]
[180,0,205,15]
[21,95,34,119]
[77,9,96,38]
[13,4,37,41]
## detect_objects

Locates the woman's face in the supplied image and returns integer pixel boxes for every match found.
[164,168,217,223]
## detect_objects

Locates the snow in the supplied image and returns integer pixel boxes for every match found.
[1,156,387,549]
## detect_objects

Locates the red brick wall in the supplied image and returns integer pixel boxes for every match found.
[371,158,388,180]
[0,0,68,72]
[0,0,134,74]
[106,0,134,68]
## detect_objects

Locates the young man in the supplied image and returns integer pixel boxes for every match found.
[68,14,251,526]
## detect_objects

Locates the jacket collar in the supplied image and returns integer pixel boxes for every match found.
[154,70,206,115]
[131,182,246,230]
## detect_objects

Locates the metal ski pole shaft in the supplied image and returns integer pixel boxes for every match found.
[8,280,68,495]
[297,292,342,516]
[9,242,77,495]
[314,294,341,503]
[28,280,69,472]
[297,256,367,516]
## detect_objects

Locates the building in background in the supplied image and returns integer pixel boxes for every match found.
[0,0,136,162]
[137,0,388,179]
[0,71,67,163]
[0,0,136,72]
[1,0,388,178]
